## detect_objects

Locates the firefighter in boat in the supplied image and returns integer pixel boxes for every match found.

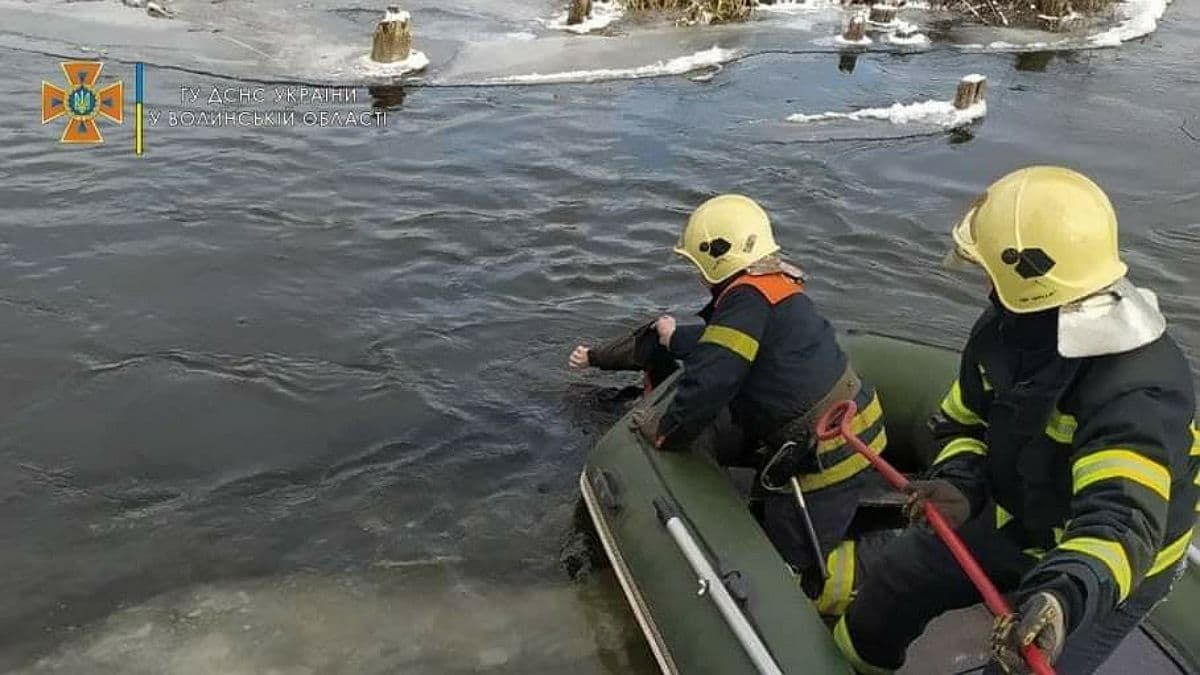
[569,194,897,614]
[833,167,1200,674]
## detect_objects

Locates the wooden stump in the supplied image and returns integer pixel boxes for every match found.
[953,74,987,110]
[843,13,867,41]
[371,6,413,63]
[567,0,593,25]
[869,3,897,23]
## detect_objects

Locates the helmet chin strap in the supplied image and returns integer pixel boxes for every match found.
[1057,278,1167,358]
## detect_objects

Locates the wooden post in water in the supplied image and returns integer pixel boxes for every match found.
[954,74,987,110]
[567,0,593,25]
[843,12,867,41]
[869,3,897,24]
[371,6,413,63]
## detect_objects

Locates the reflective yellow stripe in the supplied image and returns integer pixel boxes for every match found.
[699,324,759,362]
[1072,449,1171,501]
[1045,409,1078,444]
[1017,529,1062,559]
[996,504,1013,529]
[817,393,884,454]
[1190,423,1199,456]
[1149,530,1193,577]
[834,616,894,675]
[798,429,887,492]
[977,365,993,392]
[1058,537,1133,601]
[934,437,987,465]
[939,380,985,427]
[816,540,857,616]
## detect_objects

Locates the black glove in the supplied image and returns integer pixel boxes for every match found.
[991,591,1066,673]
[902,479,970,529]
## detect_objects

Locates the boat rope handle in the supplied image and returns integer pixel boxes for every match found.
[816,400,1056,675]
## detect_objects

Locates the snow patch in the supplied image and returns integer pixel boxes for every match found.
[884,31,929,44]
[788,99,986,128]
[354,49,429,77]
[834,34,873,46]
[540,1,625,34]
[482,46,737,84]
[959,0,1172,51]
[1087,0,1171,46]
[382,7,410,23]
[883,20,929,44]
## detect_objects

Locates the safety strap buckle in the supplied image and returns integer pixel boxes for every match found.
[759,438,822,493]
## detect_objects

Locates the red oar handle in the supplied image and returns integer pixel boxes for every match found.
[815,400,1056,675]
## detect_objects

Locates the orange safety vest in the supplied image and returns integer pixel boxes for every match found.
[716,272,805,306]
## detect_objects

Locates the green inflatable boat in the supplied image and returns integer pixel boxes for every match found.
[579,331,1200,674]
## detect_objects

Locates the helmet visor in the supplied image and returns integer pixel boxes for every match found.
[943,207,981,270]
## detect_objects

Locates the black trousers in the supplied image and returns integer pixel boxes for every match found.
[840,510,1181,673]
[692,411,897,604]
[761,469,891,591]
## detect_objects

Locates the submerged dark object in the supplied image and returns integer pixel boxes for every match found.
[579,331,1200,673]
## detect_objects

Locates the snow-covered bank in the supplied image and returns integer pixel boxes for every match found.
[1088,0,1172,45]
[961,0,1173,50]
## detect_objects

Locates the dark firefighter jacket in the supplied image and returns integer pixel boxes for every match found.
[929,301,1199,634]
[654,272,887,495]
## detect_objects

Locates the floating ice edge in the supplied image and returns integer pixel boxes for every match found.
[482,46,738,84]
[787,99,987,127]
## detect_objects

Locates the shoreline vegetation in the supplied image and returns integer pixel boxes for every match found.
[567,0,1118,30]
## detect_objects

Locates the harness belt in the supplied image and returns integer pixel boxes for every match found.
[760,364,864,492]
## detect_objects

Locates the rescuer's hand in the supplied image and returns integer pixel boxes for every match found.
[654,315,676,348]
[991,591,1065,673]
[902,479,971,529]
[568,345,591,369]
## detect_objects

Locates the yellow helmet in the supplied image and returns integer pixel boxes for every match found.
[675,194,780,284]
[950,166,1127,313]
